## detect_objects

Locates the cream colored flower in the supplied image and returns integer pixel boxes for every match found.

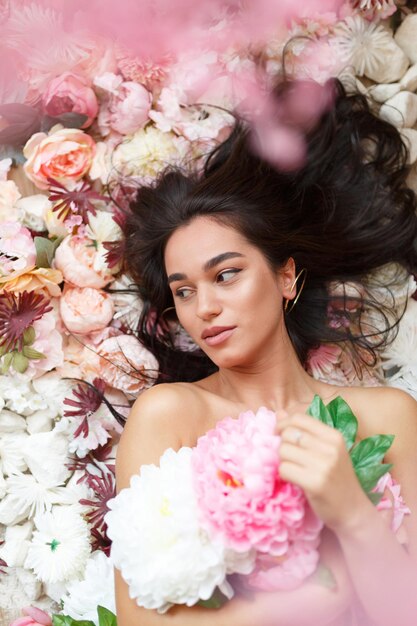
[333,16,409,83]
[113,126,189,184]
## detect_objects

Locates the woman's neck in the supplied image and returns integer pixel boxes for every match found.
[203,333,323,414]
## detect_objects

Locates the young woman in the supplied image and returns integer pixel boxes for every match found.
[114,80,417,625]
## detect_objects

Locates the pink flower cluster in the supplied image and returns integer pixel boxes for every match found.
[192,407,323,590]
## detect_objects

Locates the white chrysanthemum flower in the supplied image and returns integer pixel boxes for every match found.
[62,551,116,623]
[386,365,417,401]
[113,126,189,185]
[366,263,416,309]
[106,447,254,613]
[0,473,73,525]
[25,506,91,584]
[381,298,417,373]
[333,16,407,81]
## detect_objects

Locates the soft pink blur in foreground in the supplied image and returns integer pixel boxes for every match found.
[0,0,345,170]
[9,606,52,626]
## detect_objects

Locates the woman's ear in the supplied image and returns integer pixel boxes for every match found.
[280,257,296,300]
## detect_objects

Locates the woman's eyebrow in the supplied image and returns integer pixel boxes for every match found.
[167,252,244,284]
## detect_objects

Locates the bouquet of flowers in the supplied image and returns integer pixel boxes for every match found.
[104,395,404,614]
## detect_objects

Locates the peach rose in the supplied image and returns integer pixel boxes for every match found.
[84,334,159,395]
[0,267,63,297]
[42,72,99,129]
[23,127,96,190]
[54,235,115,288]
[60,287,114,334]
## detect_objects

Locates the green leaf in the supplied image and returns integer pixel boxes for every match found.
[34,236,63,269]
[306,395,334,427]
[350,435,394,470]
[97,606,117,626]
[326,396,358,451]
[368,491,384,506]
[22,345,46,360]
[12,351,29,373]
[355,463,392,494]
[52,617,95,626]
[197,588,228,609]
[1,352,13,373]
[308,563,338,590]
[23,326,36,346]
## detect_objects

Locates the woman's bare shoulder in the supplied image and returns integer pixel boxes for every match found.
[330,384,417,441]
[116,382,210,487]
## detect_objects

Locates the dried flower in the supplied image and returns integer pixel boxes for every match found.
[64,378,106,438]
[48,178,106,222]
[0,291,52,353]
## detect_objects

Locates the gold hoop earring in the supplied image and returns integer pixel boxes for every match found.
[284,268,307,314]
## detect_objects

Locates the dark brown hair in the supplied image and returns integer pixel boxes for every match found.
[122,79,417,382]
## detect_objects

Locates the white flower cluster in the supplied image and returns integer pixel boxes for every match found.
[105,447,254,613]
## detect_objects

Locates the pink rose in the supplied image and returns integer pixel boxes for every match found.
[95,72,152,136]
[42,72,99,129]
[60,286,114,334]
[83,334,159,395]
[10,606,51,626]
[23,127,96,190]
[54,235,115,288]
[0,222,36,277]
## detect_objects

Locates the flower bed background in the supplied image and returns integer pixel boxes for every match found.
[0,0,417,622]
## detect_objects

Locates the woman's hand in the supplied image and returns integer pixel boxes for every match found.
[276,412,374,533]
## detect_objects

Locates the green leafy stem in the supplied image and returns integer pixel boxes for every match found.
[307,395,394,505]
[52,606,117,626]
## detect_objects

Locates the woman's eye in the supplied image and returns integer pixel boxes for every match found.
[175,287,193,299]
[217,269,241,283]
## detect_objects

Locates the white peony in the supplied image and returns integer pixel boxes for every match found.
[0,432,28,476]
[112,126,190,185]
[62,551,116,623]
[105,447,253,613]
[24,506,91,584]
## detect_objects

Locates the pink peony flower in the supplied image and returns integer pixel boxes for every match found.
[23,127,96,190]
[0,222,36,278]
[60,286,114,334]
[83,334,159,395]
[42,72,99,129]
[94,72,152,136]
[54,235,115,288]
[192,408,323,559]
[10,606,51,626]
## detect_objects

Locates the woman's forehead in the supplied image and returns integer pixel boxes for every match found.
[164,216,252,270]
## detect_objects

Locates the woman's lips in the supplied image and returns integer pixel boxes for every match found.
[202,326,236,346]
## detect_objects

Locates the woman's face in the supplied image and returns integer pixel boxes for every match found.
[164,216,295,370]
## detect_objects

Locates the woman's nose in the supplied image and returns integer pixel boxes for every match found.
[196,285,222,320]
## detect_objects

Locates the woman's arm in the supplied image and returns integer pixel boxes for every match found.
[115,527,353,626]
[277,387,417,626]
[114,385,353,626]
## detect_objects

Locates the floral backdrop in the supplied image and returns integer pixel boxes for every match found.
[0,0,417,622]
